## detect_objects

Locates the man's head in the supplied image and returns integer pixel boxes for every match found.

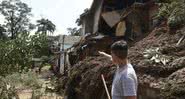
[111,40,128,64]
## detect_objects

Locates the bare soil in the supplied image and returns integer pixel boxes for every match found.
[58,26,185,99]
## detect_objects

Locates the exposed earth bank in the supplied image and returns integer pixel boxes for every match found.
[58,26,185,99]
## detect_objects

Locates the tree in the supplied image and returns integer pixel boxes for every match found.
[36,18,56,35]
[0,0,34,39]
[0,25,7,40]
[30,32,49,58]
[0,31,49,75]
[67,27,81,36]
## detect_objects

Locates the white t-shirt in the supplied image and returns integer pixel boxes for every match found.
[112,64,138,99]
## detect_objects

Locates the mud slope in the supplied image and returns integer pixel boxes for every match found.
[59,26,185,99]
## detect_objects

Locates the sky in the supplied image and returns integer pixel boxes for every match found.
[0,0,93,35]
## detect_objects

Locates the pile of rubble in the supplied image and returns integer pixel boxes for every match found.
[129,26,185,98]
[58,56,115,99]
[58,26,185,99]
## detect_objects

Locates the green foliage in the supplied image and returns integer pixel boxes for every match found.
[36,18,56,35]
[3,72,43,89]
[0,32,49,76]
[0,24,7,40]
[0,0,34,39]
[157,0,185,28]
[168,1,185,28]
[30,33,50,57]
[0,72,44,99]
[0,34,32,75]
[0,77,18,99]
[0,0,53,76]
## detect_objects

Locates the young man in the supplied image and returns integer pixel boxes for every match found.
[99,40,137,99]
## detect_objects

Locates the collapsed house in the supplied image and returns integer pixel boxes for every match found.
[68,0,159,65]
[80,0,158,39]
[58,1,185,99]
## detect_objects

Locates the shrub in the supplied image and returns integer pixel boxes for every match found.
[0,33,49,76]
[157,0,185,28]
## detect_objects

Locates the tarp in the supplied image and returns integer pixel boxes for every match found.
[101,11,121,27]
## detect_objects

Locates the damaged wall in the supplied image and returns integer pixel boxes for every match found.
[124,5,149,40]
[80,0,104,35]
[81,0,158,41]
[148,3,159,30]
[71,0,159,65]
[93,0,103,33]
[81,13,94,35]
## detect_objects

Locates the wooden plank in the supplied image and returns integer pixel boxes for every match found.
[116,21,126,36]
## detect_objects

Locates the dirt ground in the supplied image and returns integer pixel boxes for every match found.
[17,67,64,99]
[58,26,185,99]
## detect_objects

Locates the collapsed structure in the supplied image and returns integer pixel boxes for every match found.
[68,0,158,66]
[80,0,158,37]
[57,0,185,99]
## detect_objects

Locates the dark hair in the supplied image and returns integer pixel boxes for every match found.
[111,40,128,59]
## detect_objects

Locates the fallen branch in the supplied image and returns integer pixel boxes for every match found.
[176,35,185,46]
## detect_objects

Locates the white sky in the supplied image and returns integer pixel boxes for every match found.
[0,0,93,35]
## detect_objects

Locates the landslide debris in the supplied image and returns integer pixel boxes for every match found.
[58,26,185,99]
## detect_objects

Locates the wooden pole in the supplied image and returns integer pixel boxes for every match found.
[101,74,111,99]
[62,35,65,75]
[64,51,66,75]
[62,35,65,51]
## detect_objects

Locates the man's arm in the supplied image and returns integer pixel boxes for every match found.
[98,51,112,60]
[125,96,137,99]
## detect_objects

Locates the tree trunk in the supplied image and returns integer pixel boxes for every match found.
[10,11,15,39]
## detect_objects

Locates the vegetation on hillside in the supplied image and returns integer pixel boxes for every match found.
[157,0,185,29]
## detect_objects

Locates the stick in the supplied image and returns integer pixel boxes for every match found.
[176,35,185,46]
[101,74,111,99]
